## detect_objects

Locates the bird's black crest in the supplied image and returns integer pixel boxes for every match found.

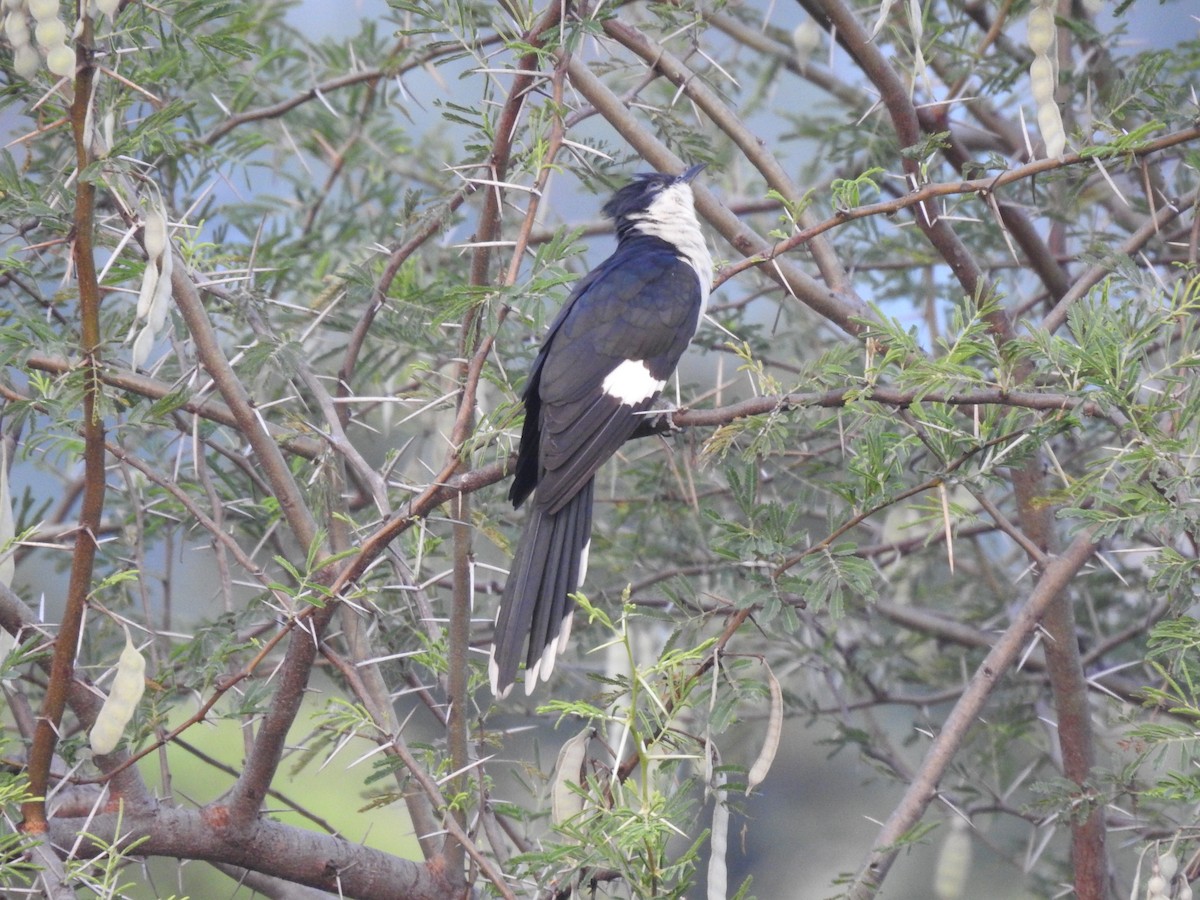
[601,172,676,223]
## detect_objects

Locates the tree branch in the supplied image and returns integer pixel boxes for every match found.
[23,19,108,834]
[847,529,1098,899]
[47,804,457,900]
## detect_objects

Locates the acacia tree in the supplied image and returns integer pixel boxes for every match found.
[1,0,1199,897]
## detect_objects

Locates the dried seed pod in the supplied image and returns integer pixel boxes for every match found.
[147,250,173,332]
[143,207,167,262]
[707,744,729,900]
[934,818,972,899]
[135,260,158,319]
[746,663,783,794]
[1156,853,1178,881]
[89,629,147,755]
[130,324,155,370]
[551,727,592,826]
[95,0,120,17]
[793,19,821,64]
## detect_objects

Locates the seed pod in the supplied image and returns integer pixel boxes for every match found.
[1030,57,1056,104]
[45,42,73,78]
[1156,853,1178,881]
[147,249,173,332]
[1026,7,1056,56]
[96,0,120,17]
[33,15,65,48]
[746,663,783,794]
[551,727,592,826]
[143,207,167,262]
[4,11,30,45]
[131,323,155,370]
[707,744,728,900]
[792,19,821,64]
[1037,103,1066,157]
[13,44,39,79]
[27,0,58,21]
[89,629,147,755]
[934,818,972,899]
[135,259,158,319]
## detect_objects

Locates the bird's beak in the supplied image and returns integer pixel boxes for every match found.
[679,163,706,183]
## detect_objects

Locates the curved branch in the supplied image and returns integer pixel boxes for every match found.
[25,355,325,459]
[201,36,506,146]
[1041,187,1200,335]
[803,0,988,304]
[847,530,1099,899]
[47,805,456,900]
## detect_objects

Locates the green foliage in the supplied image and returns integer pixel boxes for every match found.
[830,167,886,211]
[1,0,1199,897]
[0,738,38,889]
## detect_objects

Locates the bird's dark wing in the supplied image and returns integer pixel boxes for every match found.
[527,241,703,513]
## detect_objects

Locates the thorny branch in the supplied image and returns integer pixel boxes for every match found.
[21,18,107,835]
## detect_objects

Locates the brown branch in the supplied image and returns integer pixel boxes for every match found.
[713,123,1200,288]
[25,355,324,459]
[847,529,1099,899]
[1011,460,1108,897]
[170,260,319,548]
[22,22,108,833]
[443,7,566,883]
[805,0,989,304]
[200,36,505,146]
[336,184,475,424]
[1041,186,1200,335]
[47,805,457,900]
[167,257,332,826]
[706,10,868,110]
[664,384,1107,427]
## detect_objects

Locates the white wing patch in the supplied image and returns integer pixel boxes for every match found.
[601,360,665,406]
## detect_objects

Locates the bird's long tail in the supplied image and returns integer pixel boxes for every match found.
[490,480,594,697]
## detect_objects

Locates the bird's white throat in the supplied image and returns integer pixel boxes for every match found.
[629,183,713,317]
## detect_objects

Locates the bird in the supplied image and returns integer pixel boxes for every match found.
[489,164,713,697]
